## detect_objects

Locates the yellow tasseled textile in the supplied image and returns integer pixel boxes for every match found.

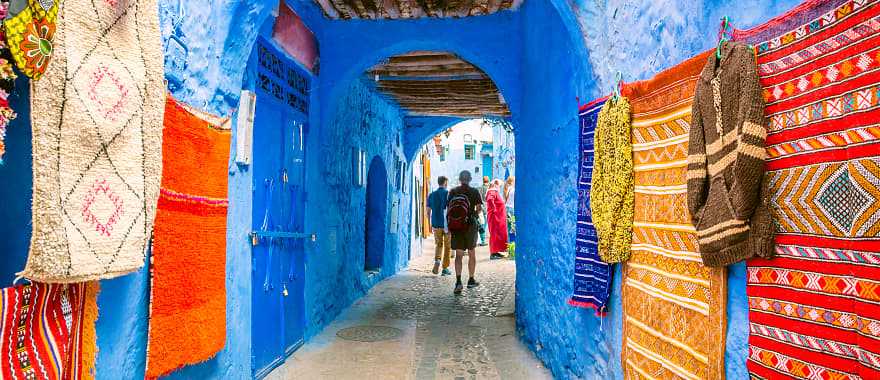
[590,97,634,263]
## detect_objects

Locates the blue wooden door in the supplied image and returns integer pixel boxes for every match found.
[281,118,306,355]
[250,36,311,379]
[251,96,286,378]
[482,155,493,180]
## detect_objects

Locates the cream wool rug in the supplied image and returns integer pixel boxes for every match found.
[23,0,164,282]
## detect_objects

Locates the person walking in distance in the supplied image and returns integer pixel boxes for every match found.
[478,176,490,246]
[485,179,509,260]
[427,176,452,275]
[447,170,483,294]
[504,176,516,216]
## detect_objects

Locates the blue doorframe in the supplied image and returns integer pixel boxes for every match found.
[250,37,310,379]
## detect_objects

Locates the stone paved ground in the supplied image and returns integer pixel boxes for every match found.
[266,237,551,380]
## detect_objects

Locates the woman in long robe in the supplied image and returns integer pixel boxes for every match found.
[486,180,509,259]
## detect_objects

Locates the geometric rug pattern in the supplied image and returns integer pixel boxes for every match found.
[23,0,164,282]
[621,52,727,380]
[736,0,880,378]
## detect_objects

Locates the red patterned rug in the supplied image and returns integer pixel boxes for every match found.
[0,282,99,380]
[735,0,880,378]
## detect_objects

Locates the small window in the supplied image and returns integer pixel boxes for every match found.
[464,145,475,160]
[475,167,480,174]
[463,134,473,144]
[439,148,446,162]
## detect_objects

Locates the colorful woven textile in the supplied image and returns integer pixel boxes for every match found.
[620,52,727,380]
[591,97,634,263]
[0,0,18,164]
[0,282,99,380]
[570,97,613,315]
[5,0,59,80]
[23,0,164,282]
[145,97,231,379]
[735,0,880,378]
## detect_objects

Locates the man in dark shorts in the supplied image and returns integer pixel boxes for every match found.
[447,170,483,294]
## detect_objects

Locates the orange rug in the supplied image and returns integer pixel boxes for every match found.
[145,97,231,379]
[620,52,728,380]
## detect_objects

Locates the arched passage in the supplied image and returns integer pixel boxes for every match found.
[365,156,388,272]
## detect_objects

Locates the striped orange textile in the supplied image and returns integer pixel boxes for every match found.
[145,97,231,379]
[620,52,728,380]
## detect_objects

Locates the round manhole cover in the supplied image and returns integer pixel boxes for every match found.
[336,325,403,342]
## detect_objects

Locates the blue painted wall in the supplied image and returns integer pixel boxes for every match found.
[308,78,413,335]
[514,1,619,378]
[510,1,805,379]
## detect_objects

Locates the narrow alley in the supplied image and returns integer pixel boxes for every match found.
[266,238,550,379]
[2,1,880,379]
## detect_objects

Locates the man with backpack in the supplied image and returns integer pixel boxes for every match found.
[427,176,452,276]
[446,170,484,294]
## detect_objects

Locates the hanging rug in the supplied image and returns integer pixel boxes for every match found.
[734,0,880,378]
[569,97,613,316]
[145,96,230,379]
[23,0,164,282]
[620,52,727,380]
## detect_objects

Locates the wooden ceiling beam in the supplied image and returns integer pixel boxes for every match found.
[400,101,507,110]
[391,100,503,108]
[381,87,499,95]
[379,0,397,18]
[417,0,434,17]
[408,110,510,116]
[348,0,372,18]
[405,109,510,115]
[364,50,510,117]
[314,0,341,18]
[313,0,517,19]
[372,70,486,78]
[470,0,489,15]
[388,92,506,102]
[329,0,356,19]
[396,104,508,110]
[375,78,495,86]
[486,0,501,13]
[371,62,477,71]
[384,55,461,65]
[376,84,499,92]
[394,0,412,17]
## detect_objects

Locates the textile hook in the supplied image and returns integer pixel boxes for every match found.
[716,16,732,59]
[612,71,623,101]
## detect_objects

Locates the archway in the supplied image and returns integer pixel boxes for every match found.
[365,155,388,272]
[258,1,586,377]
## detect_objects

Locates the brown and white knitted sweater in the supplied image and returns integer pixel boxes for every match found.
[687,42,775,267]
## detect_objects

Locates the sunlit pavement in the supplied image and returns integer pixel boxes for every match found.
[266,237,551,380]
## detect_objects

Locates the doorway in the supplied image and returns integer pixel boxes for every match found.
[365,156,388,272]
[249,36,309,379]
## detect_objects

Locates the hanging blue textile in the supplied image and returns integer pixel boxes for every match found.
[569,97,613,317]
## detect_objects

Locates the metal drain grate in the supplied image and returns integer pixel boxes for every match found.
[336,325,403,342]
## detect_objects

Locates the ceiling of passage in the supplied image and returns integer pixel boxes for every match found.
[366,51,510,117]
[313,0,523,20]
